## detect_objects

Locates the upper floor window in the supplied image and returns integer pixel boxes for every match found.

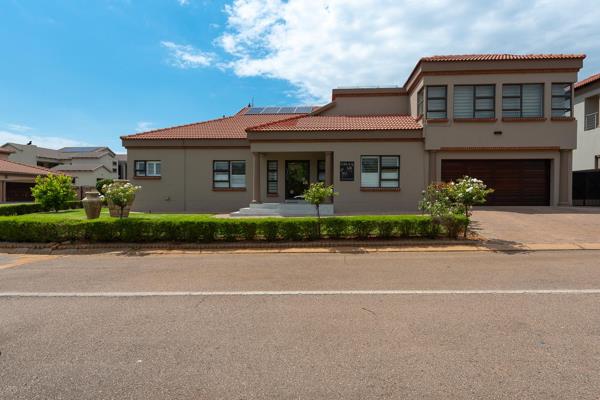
[213,160,246,189]
[135,160,161,177]
[417,89,424,117]
[502,84,544,118]
[551,83,572,117]
[454,85,495,119]
[361,156,400,188]
[426,86,447,119]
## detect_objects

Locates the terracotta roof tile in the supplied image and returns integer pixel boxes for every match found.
[247,115,422,132]
[575,72,600,89]
[421,54,586,62]
[0,148,14,154]
[0,159,56,176]
[121,109,313,140]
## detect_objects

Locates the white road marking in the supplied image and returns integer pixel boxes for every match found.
[1,289,600,297]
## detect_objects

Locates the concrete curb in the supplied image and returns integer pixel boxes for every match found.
[1,240,600,255]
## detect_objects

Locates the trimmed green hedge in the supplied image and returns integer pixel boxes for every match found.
[0,214,467,243]
[0,201,82,216]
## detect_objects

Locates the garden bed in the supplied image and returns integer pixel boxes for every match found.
[0,209,467,243]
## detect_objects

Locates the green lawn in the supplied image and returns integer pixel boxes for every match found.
[0,209,215,221]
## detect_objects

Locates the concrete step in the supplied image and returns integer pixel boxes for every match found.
[231,203,334,217]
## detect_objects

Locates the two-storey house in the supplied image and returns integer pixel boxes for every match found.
[0,144,126,186]
[573,73,600,170]
[122,54,584,215]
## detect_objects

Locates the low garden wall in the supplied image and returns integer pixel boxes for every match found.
[0,215,467,243]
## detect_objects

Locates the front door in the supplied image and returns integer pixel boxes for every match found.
[285,160,310,199]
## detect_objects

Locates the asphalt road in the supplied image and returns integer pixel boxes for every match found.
[1,250,600,399]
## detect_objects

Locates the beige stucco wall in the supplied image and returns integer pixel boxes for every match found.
[126,138,427,213]
[421,72,578,150]
[128,147,253,213]
[321,95,409,116]
[573,81,600,171]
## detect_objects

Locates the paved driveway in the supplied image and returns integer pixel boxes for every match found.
[471,207,600,244]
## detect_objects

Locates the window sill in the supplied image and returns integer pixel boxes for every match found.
[551,116,575,121]
[212,188,247,192]
[453,118,497,123]
[266,193,279,197]
[360,187,401,192]
[502,117,547,122]
[426,118,449,123]
[134,176,161,180]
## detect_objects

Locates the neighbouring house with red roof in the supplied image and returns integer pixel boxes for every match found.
[122,54,585,215]
[0,147,55,202]
[573,72,600,171]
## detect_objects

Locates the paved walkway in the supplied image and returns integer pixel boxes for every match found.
[471,206,600,245]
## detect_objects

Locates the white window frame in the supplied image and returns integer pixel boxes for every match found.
[134,160,161,177]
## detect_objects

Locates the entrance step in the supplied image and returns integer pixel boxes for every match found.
[231,203,334,217]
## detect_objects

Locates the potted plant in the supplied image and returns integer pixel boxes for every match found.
[102,181,141,218]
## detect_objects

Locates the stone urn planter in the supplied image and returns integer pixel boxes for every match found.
[82,191,102,219]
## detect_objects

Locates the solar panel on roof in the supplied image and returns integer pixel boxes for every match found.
[245,107,265,115]
[261,107,281,114]
[294,106,313,113]
[60,147,102,152]
[278,107,296,114]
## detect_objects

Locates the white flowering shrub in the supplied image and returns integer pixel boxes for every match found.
[420,176,493,238]
[102,182,141,218]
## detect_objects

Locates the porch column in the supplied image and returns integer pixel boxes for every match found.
[325,151,333,186]
[251,152,261,203]
[0,180,5,203]
[558,149,572,206]
[428,150,437,183]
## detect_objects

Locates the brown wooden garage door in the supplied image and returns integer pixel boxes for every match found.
[441,159,550,206]
[5,182,35,202]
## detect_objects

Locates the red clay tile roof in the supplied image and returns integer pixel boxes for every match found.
[0,159,55,176]
[247,115,422,132]
[575,72,600,89]
[0,148,14,154]
[404,53,586,88]
[421,54,586,62]
[121,109,313,140]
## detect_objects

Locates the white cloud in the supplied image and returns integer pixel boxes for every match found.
[0,130,90,149]
[177,0,190,5]
[161,41,215,68]
[216,0,600,102]
[6,123,33,133]
[135,121,154,132]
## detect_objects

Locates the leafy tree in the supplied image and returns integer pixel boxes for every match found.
[303,182,337,237]
[103,182,141,218]
[96,178,114,195]
[30,174,77,212]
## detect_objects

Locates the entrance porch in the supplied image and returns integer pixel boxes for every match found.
[232,151,334,216]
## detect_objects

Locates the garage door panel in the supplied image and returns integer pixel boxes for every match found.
[5,182,35,202]
[441,159,550,206]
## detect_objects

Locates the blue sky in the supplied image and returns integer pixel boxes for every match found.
[1,0,599,152]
